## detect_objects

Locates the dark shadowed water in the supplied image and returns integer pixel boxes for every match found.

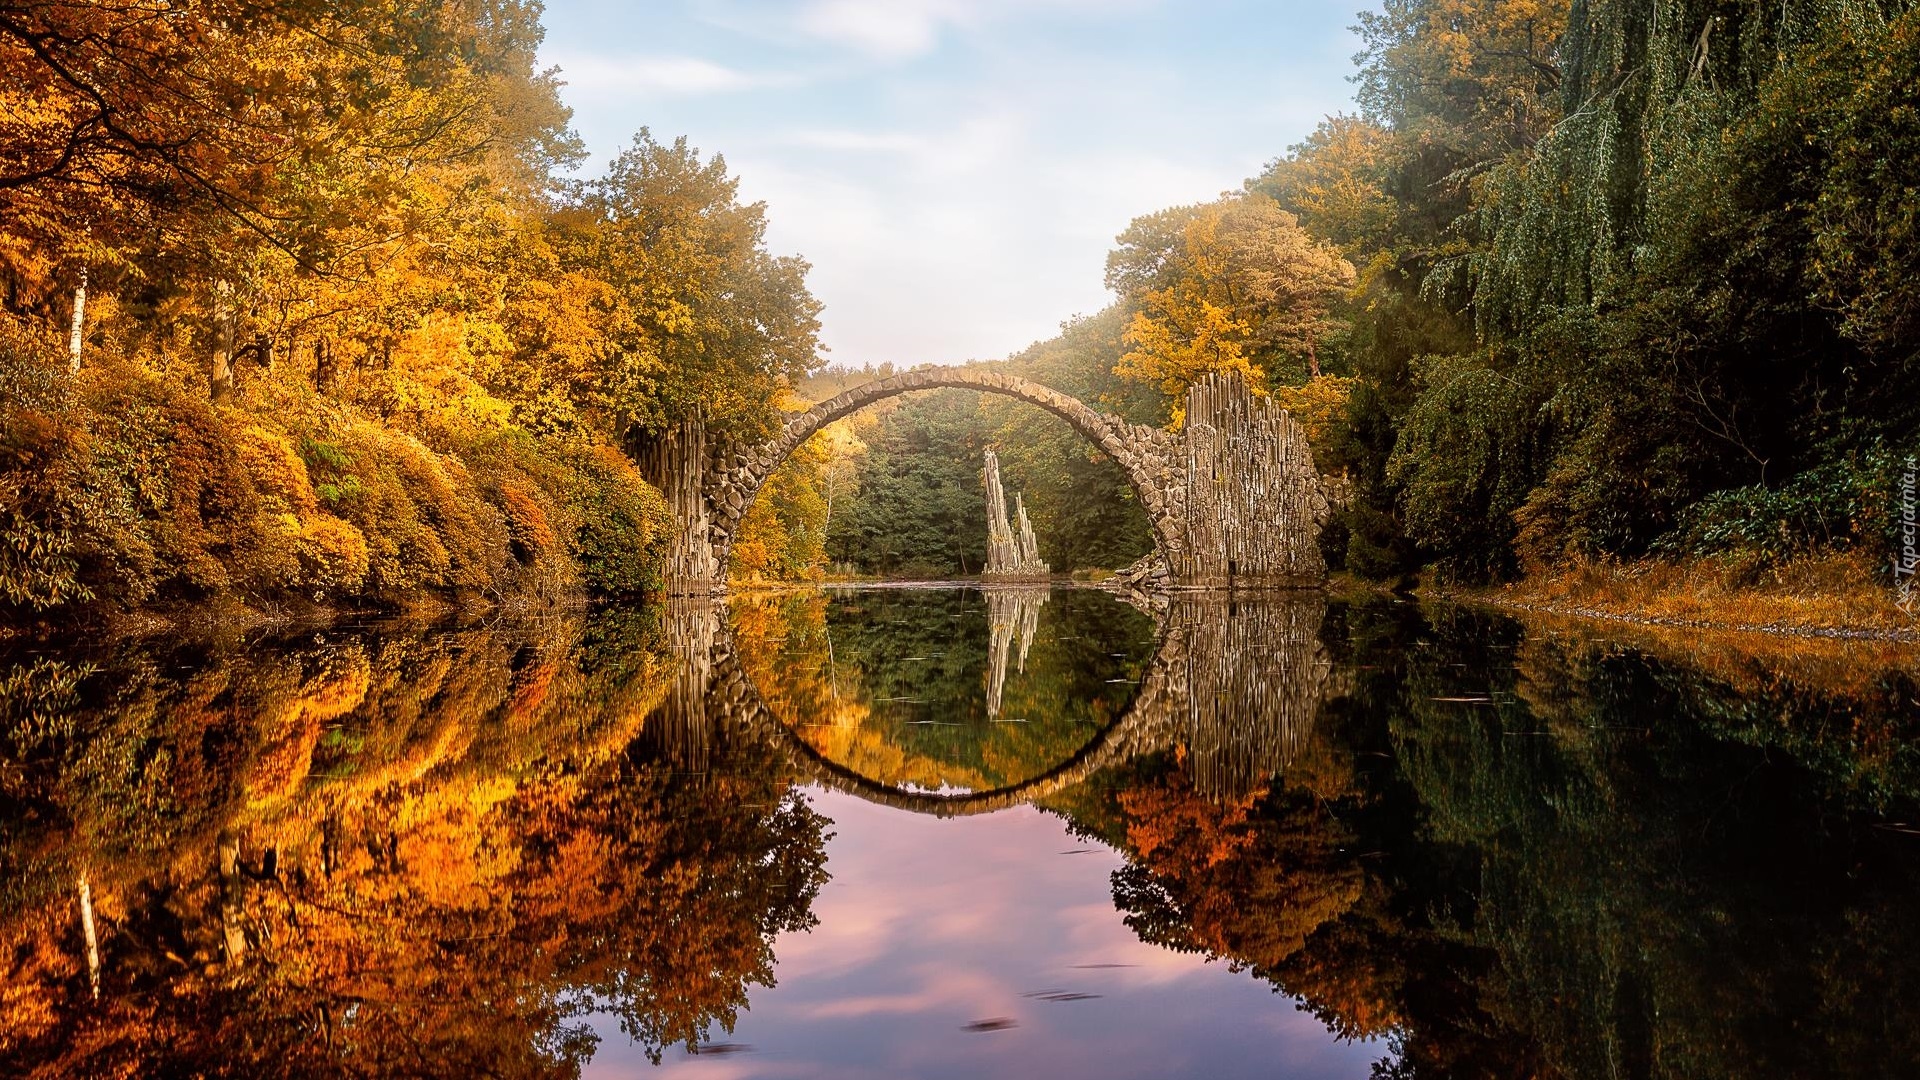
[3,586,1918,1078]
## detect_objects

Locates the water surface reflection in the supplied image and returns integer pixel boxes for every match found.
[718,587,1331,812]
[1,589,1917,1078]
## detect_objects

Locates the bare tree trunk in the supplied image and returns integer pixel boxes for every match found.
[826,626,839,701]
[209,280,236,401]
[313,337,337,390]
[218,831,247,965]
[67,269,87,374]
[77,873,100,999]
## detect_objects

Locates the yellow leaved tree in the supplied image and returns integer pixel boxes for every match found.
[1106,194,1355,420]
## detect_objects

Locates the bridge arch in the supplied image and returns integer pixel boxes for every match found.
[702,369,1185,581]
[644,369,1331,594]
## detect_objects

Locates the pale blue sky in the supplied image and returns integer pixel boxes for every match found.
[538,1,1364,368]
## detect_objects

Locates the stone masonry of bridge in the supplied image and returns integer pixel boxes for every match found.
[639,368,1331,595]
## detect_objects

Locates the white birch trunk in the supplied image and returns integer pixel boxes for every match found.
[77,872,101,998]
[67,269,87,373]
[219,832,247,965]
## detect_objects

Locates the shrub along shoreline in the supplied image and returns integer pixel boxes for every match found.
[2,334,669,634]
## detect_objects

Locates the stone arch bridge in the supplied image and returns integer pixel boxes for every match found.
[639,369,1332,595]
[645,593,1334,817]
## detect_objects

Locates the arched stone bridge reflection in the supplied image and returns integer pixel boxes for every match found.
[645,590,1336,816]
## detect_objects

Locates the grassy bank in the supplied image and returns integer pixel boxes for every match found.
[1450,595,1919,699]
[1440,553,1918,641]
[1,335,669,633]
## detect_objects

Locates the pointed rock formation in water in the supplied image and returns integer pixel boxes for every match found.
[1014,493,1044,571]
[984,450,1049,579]
[984,448,1018,573]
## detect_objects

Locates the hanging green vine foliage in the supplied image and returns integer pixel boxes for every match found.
[1330,0,1920,579]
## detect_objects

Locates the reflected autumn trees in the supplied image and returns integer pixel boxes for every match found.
[0,614,828,1077]
[1068,604,1920,1079]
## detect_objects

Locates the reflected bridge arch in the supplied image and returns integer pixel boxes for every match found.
[652,592,1337,817]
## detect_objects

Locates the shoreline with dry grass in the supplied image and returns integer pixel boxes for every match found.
[1434,553,1920,643]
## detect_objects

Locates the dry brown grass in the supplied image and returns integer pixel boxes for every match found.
[1484,602,1919,702]
[1447,550,1918,641]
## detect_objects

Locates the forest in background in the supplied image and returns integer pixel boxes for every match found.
[3,0,1918,613]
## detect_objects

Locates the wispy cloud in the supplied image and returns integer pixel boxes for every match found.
[774,113,1021,173]
[578,791,1381,1079]
[798,966,1006,1020]
[795,0,956,61]
[703,0,1160,62]
[552,53,771,97]
[776,129,930,154]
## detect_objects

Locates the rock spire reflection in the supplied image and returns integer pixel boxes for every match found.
[984,585,1048,718]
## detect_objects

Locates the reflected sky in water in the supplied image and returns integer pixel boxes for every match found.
[593,790,1381,1080]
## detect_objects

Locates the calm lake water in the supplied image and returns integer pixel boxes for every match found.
[3,586,1918,1078]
